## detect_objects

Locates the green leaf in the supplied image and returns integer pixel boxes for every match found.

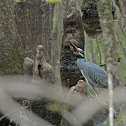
[14,0,21,2]
[46,0,62,4]
[47,103,63,112]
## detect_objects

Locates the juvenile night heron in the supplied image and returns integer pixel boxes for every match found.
[70,42,108,88]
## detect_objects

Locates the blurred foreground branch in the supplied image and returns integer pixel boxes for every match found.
[0,76,126,125]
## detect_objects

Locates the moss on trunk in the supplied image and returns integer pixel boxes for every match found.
[0,0,24,75]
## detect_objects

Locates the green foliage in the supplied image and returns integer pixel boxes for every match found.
[46,0,62,4]
[14,0,21,2]
[117,113,126,125]
[47,103,67,112]
[111,5,126,84]
[114,22,126,84]
[119,34,126,46]
[118,54,126,83]
[60,118,69,126]
[102,118,109,126]
[0,45,24,75]
[47,103,61,112]
[82,0,96,9]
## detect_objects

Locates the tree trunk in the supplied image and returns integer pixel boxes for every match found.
[97,0,123,125]
[97,0,122,87]
[61,0,85,87]
[0,0,24,75]
[118,0,126,33]
[51,3,63,86]
[15,1,62,86]
[15,0,54,62]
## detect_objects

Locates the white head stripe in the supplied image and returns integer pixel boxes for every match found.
[78,48,83,51]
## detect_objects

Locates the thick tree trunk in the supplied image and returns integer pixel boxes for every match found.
[118,0,126,33]
[51,3,63,86]
[61,0,85,87]
[81,0,101,37]
[97,0,123,125]
[15,1,62,86]
[0,0,24,75]
[97,0,122,87]
[15,0,54,62]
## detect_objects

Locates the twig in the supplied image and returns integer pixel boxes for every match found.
[108,72,114,126]
[0,106,29,121]
[80,70,110,112]
[80,70,100,99]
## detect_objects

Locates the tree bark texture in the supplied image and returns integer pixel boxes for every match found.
[15,0,54,63]
[34,45,55,84]
[97,0,123,125]
[15,0,63,86]
[0,0,24,75]
[61,0,85,87]
[50,3,63,86]
[23,57,34,76]
[112,6,126,84]
[97,0,122,87]
[118,0,126,33]
[81,0,101,37]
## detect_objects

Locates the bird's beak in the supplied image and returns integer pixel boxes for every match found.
[70,42,79,53]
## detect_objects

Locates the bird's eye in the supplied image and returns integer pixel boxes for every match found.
[70,45,74,52]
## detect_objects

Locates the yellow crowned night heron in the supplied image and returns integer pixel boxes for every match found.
[70,42,108,88]
[70,43,117,122]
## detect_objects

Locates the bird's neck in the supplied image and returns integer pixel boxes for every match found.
[77,58,86,62]
[77,58,86,70]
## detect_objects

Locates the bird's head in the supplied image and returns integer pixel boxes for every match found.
[70,42,85,58]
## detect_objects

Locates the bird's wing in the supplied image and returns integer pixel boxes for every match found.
[86,62,108,88]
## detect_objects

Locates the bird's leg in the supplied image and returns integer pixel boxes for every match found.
[80,70,100,99]
[80,70,110,109]
[80,70,117,117]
